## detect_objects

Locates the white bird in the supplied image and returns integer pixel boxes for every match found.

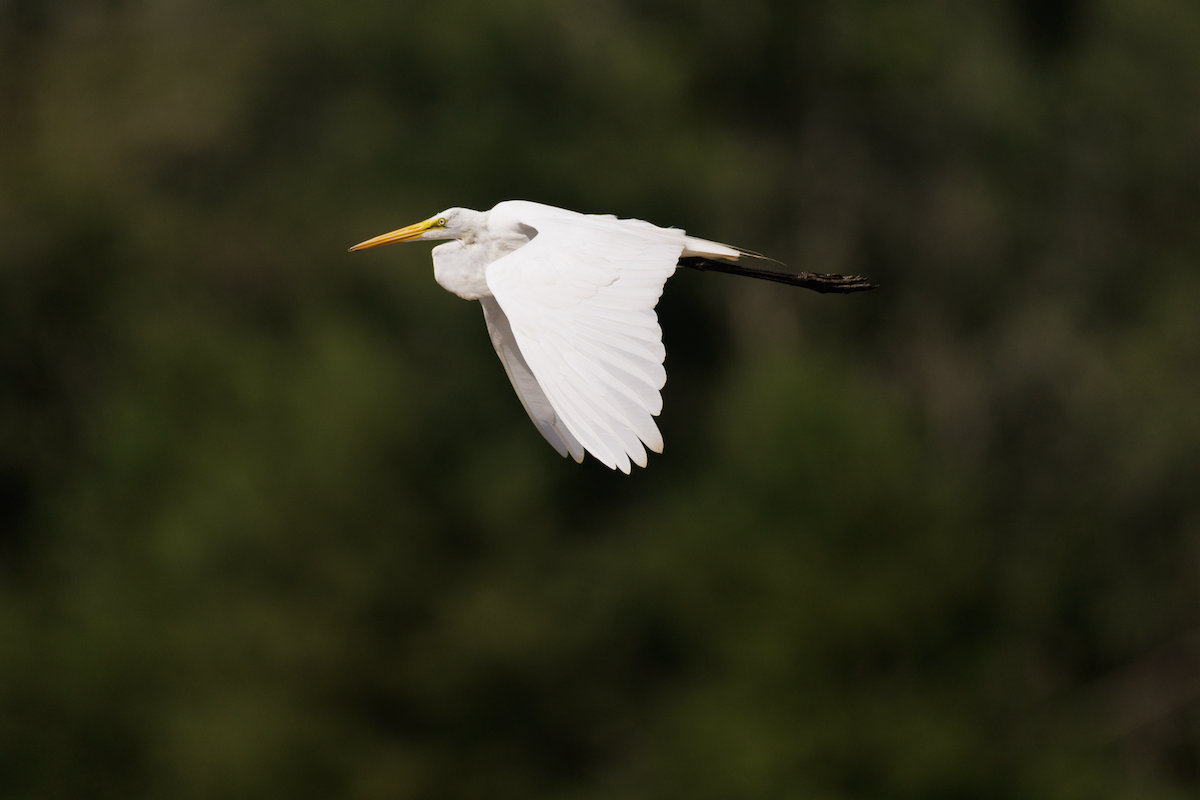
[350,200,872,473]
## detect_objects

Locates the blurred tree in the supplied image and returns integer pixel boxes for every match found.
[2,0,1199,798]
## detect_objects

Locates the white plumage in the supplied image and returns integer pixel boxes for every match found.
[350,200,748,473]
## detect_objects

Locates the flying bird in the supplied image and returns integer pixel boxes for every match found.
[350,200,873,473]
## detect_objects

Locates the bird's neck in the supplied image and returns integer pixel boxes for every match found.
[432,240,491,300]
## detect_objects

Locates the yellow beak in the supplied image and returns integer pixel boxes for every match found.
[348,218,438,251]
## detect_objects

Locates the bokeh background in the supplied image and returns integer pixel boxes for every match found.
[3,0,1200,797]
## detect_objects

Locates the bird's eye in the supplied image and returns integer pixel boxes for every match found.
[437,218,447,226]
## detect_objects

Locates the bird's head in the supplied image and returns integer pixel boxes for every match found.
[349,208,480,250]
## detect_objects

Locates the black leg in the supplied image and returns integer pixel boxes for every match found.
[677,257,877,294]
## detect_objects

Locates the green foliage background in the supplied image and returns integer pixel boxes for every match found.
[3,0,1200,797]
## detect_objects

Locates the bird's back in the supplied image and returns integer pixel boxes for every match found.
[487,200,743,263]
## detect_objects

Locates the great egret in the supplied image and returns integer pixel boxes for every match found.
[351,201,873,473]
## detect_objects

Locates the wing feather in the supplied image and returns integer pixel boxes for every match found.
[570,318,666,362]
[558,374,644,471]
[485,204,684,470]
[541,373,629,472]
[479,296,585,462]
[560,350,662,448]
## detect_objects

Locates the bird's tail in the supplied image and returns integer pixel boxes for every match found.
[681,235,794,268]
[680,235,748,261]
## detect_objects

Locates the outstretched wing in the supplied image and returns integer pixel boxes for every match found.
[485,206,684,473]
[479,296,585,463]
